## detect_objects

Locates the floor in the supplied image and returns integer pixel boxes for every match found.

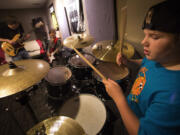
[0,48,141,135]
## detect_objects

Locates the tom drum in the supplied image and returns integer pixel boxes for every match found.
[45,66,72,99]
[68,53,96,80]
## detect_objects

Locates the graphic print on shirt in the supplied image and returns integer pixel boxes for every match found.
[130,67,148,102]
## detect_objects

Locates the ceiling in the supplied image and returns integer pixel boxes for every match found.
[0,0,48,9]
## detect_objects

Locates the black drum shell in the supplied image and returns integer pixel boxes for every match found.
[45,79,72,98]
[45,66,72,98]
[68,53,96,80]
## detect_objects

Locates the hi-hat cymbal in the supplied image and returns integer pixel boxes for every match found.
[0,59,50,98]
[92,40,135,63]
[63,33,94,49]
[27,116,86,135]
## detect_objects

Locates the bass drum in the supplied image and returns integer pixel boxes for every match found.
[45,66,72,100]
[68,53,96,80]
[93,61,129,100]
[58,94,107,135]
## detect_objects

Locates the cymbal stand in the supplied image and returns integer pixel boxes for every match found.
[2,97,26,135]
[15,87,39,124]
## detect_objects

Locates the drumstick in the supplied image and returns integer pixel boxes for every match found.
[72,47,107,80]
[119,6,127,53]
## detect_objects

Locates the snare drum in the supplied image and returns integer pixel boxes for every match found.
[93,62,129,100]
[68,53,96,80]
[58,94,107,135]
[45,66,72,99]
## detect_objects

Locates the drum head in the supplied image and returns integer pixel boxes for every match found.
[45,66,72,84]
[58,94,106,135]
[68,53,95,67]
[93,62,129,81]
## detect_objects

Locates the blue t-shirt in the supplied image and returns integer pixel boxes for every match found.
[127,57,180,135]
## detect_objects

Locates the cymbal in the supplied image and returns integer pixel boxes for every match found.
[0,59,50,98]
[93,61,129,81]
[27,116,86,135]
[92,40,135,63]
[63,33,94,49]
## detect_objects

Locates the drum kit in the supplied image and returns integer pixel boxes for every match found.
[0,33,135,135]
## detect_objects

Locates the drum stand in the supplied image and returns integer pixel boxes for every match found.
[1,87,38,135]
[1,87,39,135]
[15,86,39,124]
[4,107,26,135]
[2,86,39,135]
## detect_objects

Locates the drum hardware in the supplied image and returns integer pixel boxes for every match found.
[0,59,50,98]
[59,47,74,65]
[63,33,94,49]
[15,91,39,124]
[27,116,86,135]
[71,79,97,95]
[92,40,135,63]
[3,107,26,135]
[1,86,40,135]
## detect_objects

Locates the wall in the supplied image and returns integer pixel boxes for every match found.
[116,0,164,56]
[46,0,116,43]
[84,0,116,43]
[46,0,70,40]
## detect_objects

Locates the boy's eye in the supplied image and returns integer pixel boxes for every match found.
[151,35,160,39]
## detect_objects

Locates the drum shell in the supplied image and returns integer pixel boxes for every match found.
[45,66,72,98]
[94,78,129,100]
[68,53,96,80]
[70,65,93,80]
[45,79,72,98]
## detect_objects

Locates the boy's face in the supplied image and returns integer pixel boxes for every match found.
[50,31,56,39]
[141,29,177,63]
[8,23,19,30]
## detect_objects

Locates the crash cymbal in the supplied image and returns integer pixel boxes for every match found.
[93,61,129,81]
[0,59,50,98]
[63,33,94,49]
[115,40,135,59]
[92,40,134,63]
[27,116,86,135]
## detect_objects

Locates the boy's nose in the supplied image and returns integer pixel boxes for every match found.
[141,37,149,47]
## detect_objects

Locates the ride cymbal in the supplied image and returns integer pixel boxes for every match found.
[92,40,135,63]
[27,116,86,135]
[0,59,50,98]
[63,33,94,49]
